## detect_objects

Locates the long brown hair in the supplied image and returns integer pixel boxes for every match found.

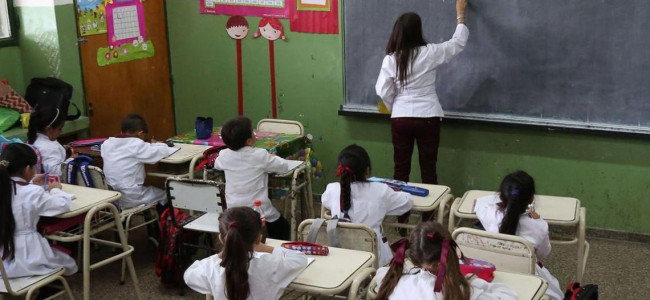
[385,12,427,88]
[336,144,371,218]
[376,222,471,300]
[218,207,262,300]
[0,143,38,260]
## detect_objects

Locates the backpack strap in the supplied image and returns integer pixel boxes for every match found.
[306,218,327,243]
[66,159,78,185]
[77,158,95,188]
[66,103,81,121]
[326,218,342,248]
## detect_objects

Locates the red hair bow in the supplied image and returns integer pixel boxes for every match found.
[336,165,354,178]
[389,238,410,265]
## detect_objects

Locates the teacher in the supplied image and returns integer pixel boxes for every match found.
[375,0,469,222]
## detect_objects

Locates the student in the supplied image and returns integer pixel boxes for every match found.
[375,0,469,224]
[184,207,308,300]
[214,117,291,240]
[101,114,176,209]
[474,170,563,300]
[28,107,74,176]
[0,143,77,278]
[375,222,517,300]
[321,144,413,267]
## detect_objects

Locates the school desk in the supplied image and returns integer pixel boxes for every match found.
[147,143,211,179]
[208,160,314,241]
[45,184,143,300]
[365,270,548,300]
[321,182,453,228]
[449,190,590,282]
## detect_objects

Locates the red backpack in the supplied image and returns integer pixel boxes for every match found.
[155,207,198,288]
[564,282,598,300]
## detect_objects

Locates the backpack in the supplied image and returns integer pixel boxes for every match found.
[65,155,96,188]
[194,145,226,171]
[155,207,198,288]
[25,77,81,121]
[564,282,598,300]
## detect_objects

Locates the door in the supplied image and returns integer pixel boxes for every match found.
[76,0,175,139]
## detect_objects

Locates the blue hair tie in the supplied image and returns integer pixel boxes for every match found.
[511,189,519,196]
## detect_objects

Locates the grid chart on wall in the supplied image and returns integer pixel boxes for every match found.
[112,6,141,40]
[206,0,285,8]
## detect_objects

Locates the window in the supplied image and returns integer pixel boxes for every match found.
[0,0,18,46]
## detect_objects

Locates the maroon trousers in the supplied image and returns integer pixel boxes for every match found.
[391,117,441,223]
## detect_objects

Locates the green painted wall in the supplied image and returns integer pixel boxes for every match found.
[11,5,84,111]
[0,46,24,94]
[167,0,650,234]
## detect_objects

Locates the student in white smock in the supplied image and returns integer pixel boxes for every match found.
[101,114,177,209]
[321,144,413,267]
[0,143,77,278]
[184,207,308,300]
[374,222,517,300]
[214,117,291,240]
[474,170,564,300]
[29,107,75,176]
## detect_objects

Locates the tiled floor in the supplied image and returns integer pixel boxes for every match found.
[6,219,650,299]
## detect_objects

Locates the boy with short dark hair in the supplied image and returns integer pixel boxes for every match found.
[215,116,291,240]
[101,114,177,209]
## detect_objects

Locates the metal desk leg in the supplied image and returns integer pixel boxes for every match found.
[577,207,587,282]
[437,194,454,225]
[189,156,202,180]
[304,166,315,219]
[448,198,461,232]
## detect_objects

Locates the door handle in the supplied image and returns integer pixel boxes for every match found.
[78,37,88,44]
[87,102,93,117]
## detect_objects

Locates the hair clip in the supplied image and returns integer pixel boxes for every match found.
[426,232,435,238]
[0,160,9,167]
[510,189,519,196]
[228,221,241,229]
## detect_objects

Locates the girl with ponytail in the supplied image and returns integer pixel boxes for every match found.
[0,143,77,278]
[184,207,308,300]
[375,222,517,300]
[28,106,74,176]
[474,170,563,300]
[321,144,413,266]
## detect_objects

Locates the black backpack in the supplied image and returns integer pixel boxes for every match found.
[25,77,81,120]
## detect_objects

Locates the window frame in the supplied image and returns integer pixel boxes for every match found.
[0,0,19,47]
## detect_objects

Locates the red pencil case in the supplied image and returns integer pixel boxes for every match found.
[281,242,329,256]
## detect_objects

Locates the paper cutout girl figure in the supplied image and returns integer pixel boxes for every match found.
[253,18,287,118]
[226,16,250,116]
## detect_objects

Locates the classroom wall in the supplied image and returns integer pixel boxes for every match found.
[168,0,650,234]
[0,46,25,93]
[15,4,85,110]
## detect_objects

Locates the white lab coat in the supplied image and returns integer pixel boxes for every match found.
[214,147,289,222]
[184,247,308,300]
[474,194,564,300]
[32,133,67,176]
[374,266,518,300]
[101,137,177,208]
[0,177,77,278]
[321,182,413,267]
[376,24,469,118]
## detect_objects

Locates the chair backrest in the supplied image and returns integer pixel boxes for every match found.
[166,178,226,213]
[298,218,379,267]
[256,119,304,135]
[452,227,537,275]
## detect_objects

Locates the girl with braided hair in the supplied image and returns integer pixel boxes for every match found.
[321,144,413,266]
[375,222,517,300]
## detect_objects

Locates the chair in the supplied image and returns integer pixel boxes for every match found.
[298,219,379,268]
[0,258,74,300]
[452,227,537,275]
[167,178,227,233]
[256,118,304,135]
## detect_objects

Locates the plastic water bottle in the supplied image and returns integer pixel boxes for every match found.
[253,200,268,242]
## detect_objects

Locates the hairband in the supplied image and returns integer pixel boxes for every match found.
[389,238,410,265]
[47,109,60,128]
[336,165,355,178]
[228,221,241,229]
[0,160,9,167]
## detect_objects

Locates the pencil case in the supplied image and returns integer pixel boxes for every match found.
[281,242,329,255]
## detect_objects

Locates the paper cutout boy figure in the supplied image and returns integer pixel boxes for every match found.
[226,16,249,40]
